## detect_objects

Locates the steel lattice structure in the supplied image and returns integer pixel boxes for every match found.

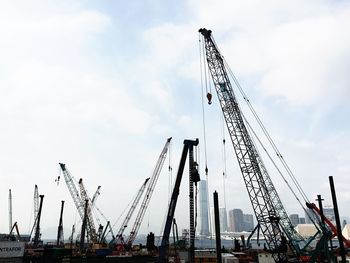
[126,137,172,246]
[199,28,304,262]
[115,177,150,244]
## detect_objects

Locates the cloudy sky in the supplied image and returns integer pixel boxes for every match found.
[0,0,349,241]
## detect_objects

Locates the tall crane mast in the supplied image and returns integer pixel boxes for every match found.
[126,137,172,247]
[79,178,98,242]
[199,28,303,262]
[158,139,199,263]
[33,195,44,247]
[8,189,12,234]
[59,163,85,220]
[34,185,39,224]
[114,177,150,244]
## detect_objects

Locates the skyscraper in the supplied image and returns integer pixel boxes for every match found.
[219,208,228,232]
[243,213,254,231]
[229,209,244,232]
[198,180,210,236]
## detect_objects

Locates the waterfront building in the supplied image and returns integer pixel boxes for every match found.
[299,217,305,224]
[229,209,244,232]
[219,208,228,232]
[243,213,254,231]
[198,180,210,236]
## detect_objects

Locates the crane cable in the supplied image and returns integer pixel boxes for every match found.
[221,114,228,216]
[199,33,214,246]
[222,58,310,205]
[242,112,306,210]
[199,33,209,177]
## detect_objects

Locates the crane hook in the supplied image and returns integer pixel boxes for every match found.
[207,92,212,105]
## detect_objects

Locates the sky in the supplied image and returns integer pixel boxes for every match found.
[0,0,350,241]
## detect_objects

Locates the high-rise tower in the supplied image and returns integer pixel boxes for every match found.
[198,180,210,236]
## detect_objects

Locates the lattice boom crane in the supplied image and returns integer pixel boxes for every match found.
[114,177,150,244]
[126,137,172,246]
[199,28,304,262]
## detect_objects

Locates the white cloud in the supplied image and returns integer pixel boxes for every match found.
[0,10,111,35]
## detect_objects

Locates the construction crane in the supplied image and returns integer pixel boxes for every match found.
[199,28,305,262]
[9,222,21,241]
[125,137,172,247]
[33,195,44,247]
[34,185,39,225]
[29,185,40,245]
[8,189,12,235]
[79,178,98,242]
[158,139,199,263]
[114,177,150,245]
[91,185,101,207]
[90,185,117,241]
[59,163,96,244]
[59,163,84,219]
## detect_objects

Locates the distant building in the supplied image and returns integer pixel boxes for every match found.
[229,209,244,232]
[243,214,254,231]
[209,207,228,234]
[299,217,305,224]
[289,214,299,227]
[198,180,210,236]
[305,207,317,224]
[219,208,228,232]
[323,206,335,224]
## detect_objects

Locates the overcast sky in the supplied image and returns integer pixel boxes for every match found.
[0,0,349,241]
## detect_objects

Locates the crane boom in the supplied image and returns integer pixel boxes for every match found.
[114,177,150,244]
[79,178,98,242]
[126,137,172,246]
[59,163,85,222]
[91,186,101,207]
[199,28,303,262]
[34,185,39,223]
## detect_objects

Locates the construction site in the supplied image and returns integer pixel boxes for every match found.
[1,27,349,263]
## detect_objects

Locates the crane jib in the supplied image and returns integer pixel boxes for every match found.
[199,28,305,262]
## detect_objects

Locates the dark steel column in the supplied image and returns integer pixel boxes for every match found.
[213,191,222,263]
[56,200,65,246]
[329,176,346,263]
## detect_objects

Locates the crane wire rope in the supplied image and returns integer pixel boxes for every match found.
[221,113,228,214]
[242,111,306,210]
[219,53,310,205]
[111,189,140,230]
[199,33,209,177]
[194,145,199,233]
[158,149,173,246]
[168,141,173,202]
[199,33,214,247]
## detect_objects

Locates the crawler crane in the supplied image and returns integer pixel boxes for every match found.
[113,177,150,246]
[59,163,97,243]
[199,28,305,262]
[125,137,172,247]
